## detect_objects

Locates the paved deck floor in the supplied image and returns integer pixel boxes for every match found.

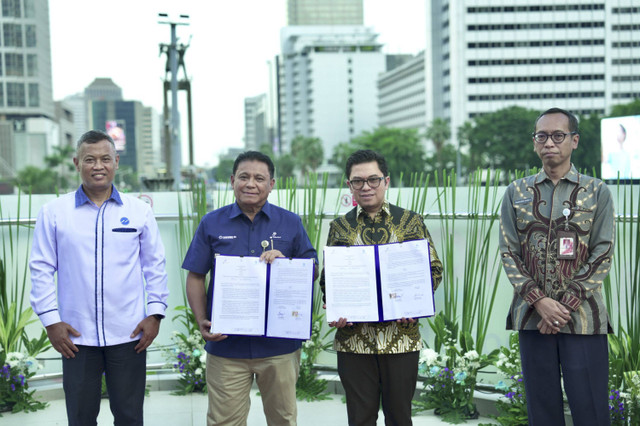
[2,390,489,425]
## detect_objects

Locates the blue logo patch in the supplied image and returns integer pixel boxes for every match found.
[120,217,130,225]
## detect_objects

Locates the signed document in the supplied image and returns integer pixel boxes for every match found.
[211,255,314,339]
[378,239,435,320]
[324,240,434,323]
[324,245,379,323]
[266,258,315,339]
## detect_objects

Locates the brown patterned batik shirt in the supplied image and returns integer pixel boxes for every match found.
[499,165,615,334]
[320,201,443,354]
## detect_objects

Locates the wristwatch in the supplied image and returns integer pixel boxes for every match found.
[152,314,164,320]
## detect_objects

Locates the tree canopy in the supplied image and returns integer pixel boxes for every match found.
[462,106,540,173]
[290,136,324,175]
[609,98,640,117]
[14,166,60,194]
[332,127,426,185]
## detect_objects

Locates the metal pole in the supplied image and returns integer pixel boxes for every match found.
[169,23,181,190]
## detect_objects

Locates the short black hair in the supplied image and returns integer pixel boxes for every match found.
[77,130,116,151]
[534,108,579,133]
[345,149,389,178]
[233,151,275,179]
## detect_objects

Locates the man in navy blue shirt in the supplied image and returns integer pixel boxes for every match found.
[182,151,317,426]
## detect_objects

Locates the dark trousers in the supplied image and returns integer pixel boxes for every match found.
[62,341,146,426]
[337,351,419,426]
[519,331,610,426]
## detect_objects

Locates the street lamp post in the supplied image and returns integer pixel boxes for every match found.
[158,13,189,191]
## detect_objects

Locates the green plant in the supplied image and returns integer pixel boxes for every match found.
[491,333,528,426]
[431,169,502,354]
[163,325,207,395]
[294,172,335,401]
[604,180,640,425]
[413,312,496,423]
[296,316,332,401]
[0,350,46,415]
[608,365,640,424]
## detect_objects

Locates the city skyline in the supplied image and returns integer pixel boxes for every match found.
[49,0,426,168]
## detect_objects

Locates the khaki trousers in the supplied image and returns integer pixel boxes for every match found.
[206,349,301,426]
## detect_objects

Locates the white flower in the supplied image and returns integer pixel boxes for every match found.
[195,368,203,376]
[419,348,439,366]
[199,354,206,364]
[463,350,479,360]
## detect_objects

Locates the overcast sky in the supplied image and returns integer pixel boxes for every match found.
[49,0,426,167]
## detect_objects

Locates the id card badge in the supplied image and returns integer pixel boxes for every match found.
[557,208,576,260]
[557,230,577,260]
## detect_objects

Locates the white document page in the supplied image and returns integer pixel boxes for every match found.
[266,257,314,339]
[378,239,435,321]
[324,245,379,323]
[211,255,267,336]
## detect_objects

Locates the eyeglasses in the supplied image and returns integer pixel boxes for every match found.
[532,131,577,144]
[348,176,385,190]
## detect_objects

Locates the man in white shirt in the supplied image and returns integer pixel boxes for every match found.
[30,130,169,426]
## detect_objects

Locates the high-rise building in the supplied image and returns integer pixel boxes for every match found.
[84,77,123,102]
[378,52,426,130]
[138,106,161,177]
[0,0,56,188]
[277,26,385,164]
[244,94,268,151]
[0,0,54,119]
[62,92,87,142]
[287,0,363,25]
[425,1,640,140]
[89,100,145,174]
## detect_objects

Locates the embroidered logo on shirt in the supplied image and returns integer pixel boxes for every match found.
[218,235,237,240]
[271,231,282,239]
[120,217,130,225]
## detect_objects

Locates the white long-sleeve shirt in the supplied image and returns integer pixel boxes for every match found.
[30,186,169,347]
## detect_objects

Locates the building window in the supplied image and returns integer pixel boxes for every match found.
[5,53,24,76]
[24,0,35,17]
[6,82,25,107]
[0,55,2,76]
[26,54,36,76]
[3,23,22,47]
[25,25,36,47]
[0,84,4,107]
[28,83,38,107]
[2,0,21,17]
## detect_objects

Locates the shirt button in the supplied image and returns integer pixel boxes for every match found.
[251,250,255,254]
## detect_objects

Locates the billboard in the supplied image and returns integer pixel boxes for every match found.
[106,120,126,152]
[601,115,640,180]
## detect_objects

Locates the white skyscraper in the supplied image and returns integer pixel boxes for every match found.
[424,0,640,138]
[0,0,57,188]
[287,0,363,25]
[277,26,385,163]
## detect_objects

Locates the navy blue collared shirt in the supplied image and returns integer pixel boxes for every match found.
[182,201,317,359]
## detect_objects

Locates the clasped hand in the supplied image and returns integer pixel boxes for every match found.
[534,297,571,334]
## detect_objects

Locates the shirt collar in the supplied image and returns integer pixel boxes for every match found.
[535,164,579,185]
[356,199,390,219]
[230,200,272,219]
[75,184,123,207]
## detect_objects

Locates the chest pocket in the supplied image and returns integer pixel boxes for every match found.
[513,196,534,225]
[568,206,595,234]
[272,238,293,257]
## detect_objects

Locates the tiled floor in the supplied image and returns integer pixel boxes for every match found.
[1,391,490,425]
[1,372,490,425]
